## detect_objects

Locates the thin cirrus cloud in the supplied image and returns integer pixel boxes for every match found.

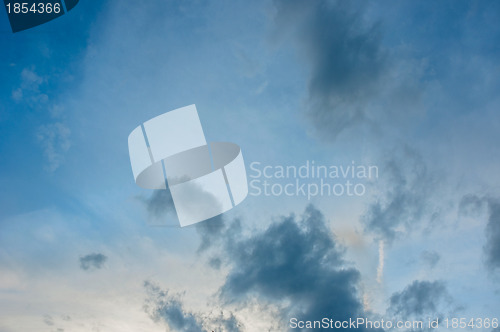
[9,67,72,173]
[36,122,71,172]
[11,68,48,105]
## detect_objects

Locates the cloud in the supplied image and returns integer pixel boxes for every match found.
[376,240,384,284]
[387,280,452,319]
[41,314,69,331]
[273,0,385,140]
[43,314,54,326]
[459,194,486,217]
[362,147,437,243]
[11,68,49,105]
[209,257,222,270]
[218,205,368,327]
[36,122,71,172]
[143,281,243,332]
[211,313,242,332]
[484,200,500,271]
[150,205,377,330]
[195,214,226,253]
[420,251,440,269]
[194,211,242,253]
[139,188,182,226]
[144,281,204,332]
[140,181,228,227]
[79,253,107,271]
[458,195,500,272]
[142,189,176,218]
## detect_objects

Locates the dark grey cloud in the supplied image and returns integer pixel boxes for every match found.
[209,257,222,270]
[218,205,374,329]
[195,214,226,253]
[363,147,437,243]
[459,194,486,217]
[79,253,107,271]
[420,251,440,269]
[273,0,385,140]
[144,281,243,332]
[484,200,500,271]
[138,188,182,226]
[141,183,226,227]
[142,189,176,219]
[211,312,242,332]
[144,281,204,331]
[149,205,380,330]
[388,280,452,319]
[458,194,500,272]
[195,214,242,254]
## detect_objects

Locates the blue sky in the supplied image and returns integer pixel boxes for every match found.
[1,1,500,331]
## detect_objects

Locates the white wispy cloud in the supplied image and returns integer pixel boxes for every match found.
[376,240,384,284]
[36,122,71,172]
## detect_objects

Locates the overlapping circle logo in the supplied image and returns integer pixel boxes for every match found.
[128,105,248,227]
[3,0,79,33]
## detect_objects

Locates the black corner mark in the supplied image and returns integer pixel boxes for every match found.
[3,0,80,33]
[63,0,77,11]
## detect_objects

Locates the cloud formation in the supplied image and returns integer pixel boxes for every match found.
[420,251,440,269]
[484,200,500,271]
[458,194,486,217]
[217,205,369,328]
[143,189,176,218]
[79,253,107,271]
[458,195,500,272]
[195,214,226,253]
[273,0,385,140]
[139,188,182,226]
[43,314,54,326]
[11,68,48,105]
[36,122,71,172]
[144,281,243,332]
[387,280,452,319]
[149,205,382,330]
[363,147,437,243]
[376,240,384,284]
